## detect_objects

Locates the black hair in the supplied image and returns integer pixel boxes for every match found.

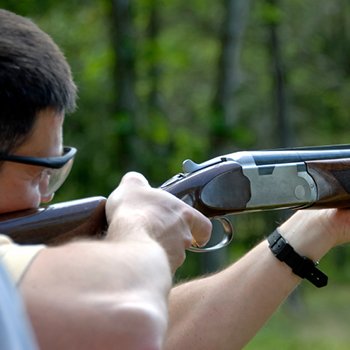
[0,9,77,153]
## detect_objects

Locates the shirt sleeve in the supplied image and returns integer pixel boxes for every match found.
[0,234,45,284]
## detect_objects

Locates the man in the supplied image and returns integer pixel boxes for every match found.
[1,8,350,350]
[0,9,210,349]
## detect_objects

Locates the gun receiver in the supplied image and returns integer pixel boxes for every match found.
[161,144,350,214]
[2,145,350,251]
[160,145,350,250]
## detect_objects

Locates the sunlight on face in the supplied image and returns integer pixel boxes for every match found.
[0,109,64,214]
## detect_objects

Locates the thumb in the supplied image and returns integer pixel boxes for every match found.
[119,171,151,188]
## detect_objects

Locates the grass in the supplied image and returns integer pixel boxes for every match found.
[245,283,350,349]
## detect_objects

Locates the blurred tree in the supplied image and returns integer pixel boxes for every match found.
[210,0,251,152]
[110,0,140,172]
[263,0,293,148]
[201,0,251,273]
[1,0,350,280]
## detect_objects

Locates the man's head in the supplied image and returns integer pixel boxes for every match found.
[0,9,77,212]
[0,9,77,154]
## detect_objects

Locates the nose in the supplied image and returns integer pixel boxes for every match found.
[38,170,53,203]
[41,193,54,203]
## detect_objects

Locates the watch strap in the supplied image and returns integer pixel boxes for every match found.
[268,229,328,288]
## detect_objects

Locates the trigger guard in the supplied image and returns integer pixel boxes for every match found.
[188,217,234,253]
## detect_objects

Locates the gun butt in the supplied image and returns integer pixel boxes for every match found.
[0,197,107,245]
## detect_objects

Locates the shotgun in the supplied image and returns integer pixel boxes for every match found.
[2,144,350,251]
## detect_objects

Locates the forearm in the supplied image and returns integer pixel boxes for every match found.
[20,238,171,350]
[165,210,336,350]
[165,241,299,349]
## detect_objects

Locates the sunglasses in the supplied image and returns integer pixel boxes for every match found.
[0,146,77,196]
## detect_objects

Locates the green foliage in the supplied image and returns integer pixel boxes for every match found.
[3,1,350,345]
[246,283,350,349]
[258,0,284,25]
[0,0,56,14]
[3,0,350,281]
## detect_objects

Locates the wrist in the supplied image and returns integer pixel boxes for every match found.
[267,229,328,287]
[278,210,335,262]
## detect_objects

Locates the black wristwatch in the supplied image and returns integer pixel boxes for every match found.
[267,230,328,288]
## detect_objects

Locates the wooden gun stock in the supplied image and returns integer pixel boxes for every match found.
[0,197,107,245]
[306,158,350,208]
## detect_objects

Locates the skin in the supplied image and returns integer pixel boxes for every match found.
[1,109,211,350]
[164,210,350,350]
[0,109,62,212]
[3,109,350,349]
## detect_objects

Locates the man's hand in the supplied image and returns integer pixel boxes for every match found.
[105,172,212,272]
[279,208,350,262]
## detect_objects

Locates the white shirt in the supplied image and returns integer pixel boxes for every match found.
[0,261,38,349]
[0,234,44,283]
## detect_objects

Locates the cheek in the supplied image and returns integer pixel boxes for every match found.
[0,173,41,214]
[16,185,42,210]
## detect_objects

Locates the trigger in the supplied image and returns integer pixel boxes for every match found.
[188,216,234,252]
[216,217,234,246]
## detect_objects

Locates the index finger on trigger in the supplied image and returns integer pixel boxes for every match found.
[189,209,212,247]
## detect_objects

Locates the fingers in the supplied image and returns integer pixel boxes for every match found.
[107,172,213,271]
[185,208,212,248]
[119,172,150,188]
[107,172,150,209]
[118,172,213,247]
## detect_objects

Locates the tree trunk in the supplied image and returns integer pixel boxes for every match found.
[210,0,250,150]
[146,0,163,114]
[265,0,293,147]
[202,0,250,274]
[110,0,138,115]
[110,0,139,171]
